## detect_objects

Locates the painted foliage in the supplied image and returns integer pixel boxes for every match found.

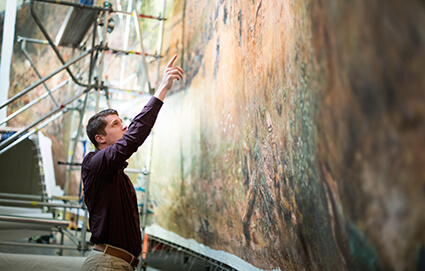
[149,0,425,270]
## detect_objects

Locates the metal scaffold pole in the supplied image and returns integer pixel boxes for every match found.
[139,1,167,269]
[0,87,91,152]
[64,17,98,194]
[131,0,152,94]
[0,0,17,124]
[19,38,59,107]
[64,92,90,194]
[141,130,153,235]
[0,79,69,127]
[119,0,133,88]
[95,0,110,112]
[156,0,166,85]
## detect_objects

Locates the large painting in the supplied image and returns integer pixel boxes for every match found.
[148,0,425,270]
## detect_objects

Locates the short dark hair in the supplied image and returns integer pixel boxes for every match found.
[86,109,118,148]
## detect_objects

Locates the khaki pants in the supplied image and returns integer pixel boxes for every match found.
[81,250,134,271]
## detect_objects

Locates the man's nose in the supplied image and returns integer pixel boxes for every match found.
[122,124,127,130]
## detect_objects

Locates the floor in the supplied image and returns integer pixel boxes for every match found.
[0,232,227,271]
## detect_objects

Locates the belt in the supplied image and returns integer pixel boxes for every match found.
[93,244,139,267]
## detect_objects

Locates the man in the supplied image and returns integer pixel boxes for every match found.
[81,55,183,270]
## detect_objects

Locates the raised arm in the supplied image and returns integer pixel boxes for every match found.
[85,97,163,176]
[84,55,184,176]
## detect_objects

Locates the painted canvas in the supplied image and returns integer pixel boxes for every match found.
[148,0,425,270]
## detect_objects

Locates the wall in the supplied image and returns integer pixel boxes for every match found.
[148,0,425,270]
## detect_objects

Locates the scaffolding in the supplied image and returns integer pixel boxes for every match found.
[0,0,167,267]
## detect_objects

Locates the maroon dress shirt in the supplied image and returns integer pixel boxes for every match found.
[81,96,163,257]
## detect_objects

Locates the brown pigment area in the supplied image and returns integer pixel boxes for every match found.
[153,0,340,270]
[311,1,425,270]
[149,0,425,270]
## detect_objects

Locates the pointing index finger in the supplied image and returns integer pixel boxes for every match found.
[167,54,178,68]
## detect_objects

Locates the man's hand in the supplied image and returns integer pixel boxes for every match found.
[154,54,184,101]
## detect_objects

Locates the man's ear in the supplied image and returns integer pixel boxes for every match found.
[95,134,106,145]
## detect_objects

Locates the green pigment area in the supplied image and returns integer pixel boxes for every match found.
[148,0,425,270]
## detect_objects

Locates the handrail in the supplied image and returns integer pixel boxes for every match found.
[0,193,44,201]
[0,48,94,110]
[0,87,91,152]
[0,199,84,209]
[0,110,65,155]
[0,214,70,226]
[131,0,152,93]
[0,79,68,126]
[0,241,79,250]
[33,0,108,11]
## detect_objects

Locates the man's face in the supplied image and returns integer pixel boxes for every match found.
[101,114,127,146]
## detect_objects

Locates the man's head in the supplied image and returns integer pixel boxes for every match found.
[86,109,128,150]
